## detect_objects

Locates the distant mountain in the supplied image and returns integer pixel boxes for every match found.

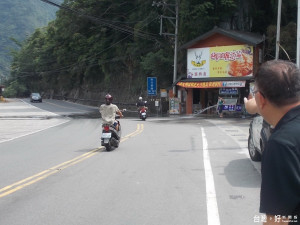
[0,0,63,78]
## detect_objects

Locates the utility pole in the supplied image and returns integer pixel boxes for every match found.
[275,0,282,60]
[153,0,179,97]
[173,1,178,97]
[297,0,300,67]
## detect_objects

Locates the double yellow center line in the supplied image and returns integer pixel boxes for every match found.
[121,123,144,142]
[0,124,144,198]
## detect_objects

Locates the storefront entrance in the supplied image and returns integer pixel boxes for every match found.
[184,85,248,115]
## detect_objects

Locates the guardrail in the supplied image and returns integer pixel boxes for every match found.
[52,95,136,107]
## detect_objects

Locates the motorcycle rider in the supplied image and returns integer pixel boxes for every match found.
[136,97,145,107]
[136,96,148,109]
[99,94,123,130]
[136,96,148,116]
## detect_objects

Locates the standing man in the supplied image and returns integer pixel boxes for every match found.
[246,60,300,224]
[217,97,225,117]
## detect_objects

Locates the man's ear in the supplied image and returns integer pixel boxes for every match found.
[257,92,267,109]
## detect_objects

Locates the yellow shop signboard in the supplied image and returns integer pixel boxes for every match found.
[187,45,253,78]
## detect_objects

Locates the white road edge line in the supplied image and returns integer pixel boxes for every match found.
[20,99,61,116]
[0,99,70,144]
[201,127,221,225]
[0,120,70,144]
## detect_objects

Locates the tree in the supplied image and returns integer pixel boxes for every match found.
[0,0,62,78]
[8,0,299,100]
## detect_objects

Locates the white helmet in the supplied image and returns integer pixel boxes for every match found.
[139,97,142,100]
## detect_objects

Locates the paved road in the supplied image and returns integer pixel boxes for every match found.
[0,98,259,177]
[0,99,69,143]
[0,98,99,143]
[0,98,262,225]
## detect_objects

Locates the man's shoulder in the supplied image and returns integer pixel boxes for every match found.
[109,104,119,110]
[268,119,300,154]
[277,115,300,134]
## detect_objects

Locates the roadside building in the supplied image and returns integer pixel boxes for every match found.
[171,27,264,115]
[0,85,5,102]
[0,85,4,96]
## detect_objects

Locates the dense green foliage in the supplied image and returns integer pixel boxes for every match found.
[0,0,63,79]
[4,0,299,101]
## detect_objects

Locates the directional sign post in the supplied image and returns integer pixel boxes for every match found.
[147,77,157,96]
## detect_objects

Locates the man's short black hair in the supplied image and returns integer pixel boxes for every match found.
[254,60,300,107]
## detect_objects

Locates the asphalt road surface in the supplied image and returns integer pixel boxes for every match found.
[0,99,262,225]
[23,98,100,116]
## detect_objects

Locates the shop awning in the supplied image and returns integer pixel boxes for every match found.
[175,76,253,88]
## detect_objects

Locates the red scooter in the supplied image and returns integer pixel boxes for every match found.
[139,106,147,121]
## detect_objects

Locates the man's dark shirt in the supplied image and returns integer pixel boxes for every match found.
[260,105,300,224]
[136,100,145,107]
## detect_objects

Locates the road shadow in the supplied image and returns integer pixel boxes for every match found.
[224,158,261,188]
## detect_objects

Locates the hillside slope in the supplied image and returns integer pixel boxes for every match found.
[0,0,63,77]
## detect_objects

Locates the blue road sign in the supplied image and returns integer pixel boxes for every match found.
[147,77,157,96]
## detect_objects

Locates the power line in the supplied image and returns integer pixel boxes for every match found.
[40,0,158,41]
[13,13,159,68]
[14,15,160,75]
[9,1,161,77]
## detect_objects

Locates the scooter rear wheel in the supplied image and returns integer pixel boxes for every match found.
[105,143,112,151]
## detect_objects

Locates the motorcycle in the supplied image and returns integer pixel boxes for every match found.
[139,106,147,121]
[101,114,123,151]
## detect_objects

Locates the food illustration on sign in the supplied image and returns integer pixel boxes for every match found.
[228,51,253,77]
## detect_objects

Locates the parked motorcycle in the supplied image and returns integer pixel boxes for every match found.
[101,121,121,151]
[139,106,147,121]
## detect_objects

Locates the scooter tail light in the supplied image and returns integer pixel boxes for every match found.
[104,126,110,132]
